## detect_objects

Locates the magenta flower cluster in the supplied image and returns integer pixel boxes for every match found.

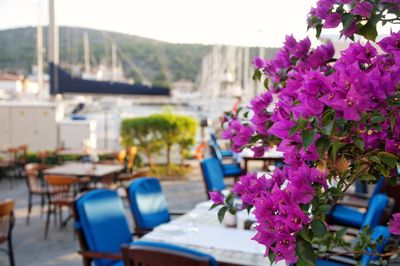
[389,212,400,235]
[308,0,400,39]
[214,31,400,264]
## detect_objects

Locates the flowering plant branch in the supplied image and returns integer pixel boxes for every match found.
[211,1,400,265]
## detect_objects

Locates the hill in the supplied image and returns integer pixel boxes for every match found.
[0,27,278,86]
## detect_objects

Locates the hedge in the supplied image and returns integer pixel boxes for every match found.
[120,113,198,167]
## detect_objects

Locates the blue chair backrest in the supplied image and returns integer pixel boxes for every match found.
[210,133,218,144]
[201,158,226,193]
[371,176,385,197]
[362,194,389,229]
[75,189,132,266]
[317,226,391,266]
[130,241,218,266]
[209,141,223,161]
[360,226,391,266]
[127,177,171,231]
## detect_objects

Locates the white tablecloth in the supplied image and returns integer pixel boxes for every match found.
[141,201,285,266]
[238,147,284,159]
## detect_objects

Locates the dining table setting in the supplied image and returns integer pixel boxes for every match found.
[142,201,285,266]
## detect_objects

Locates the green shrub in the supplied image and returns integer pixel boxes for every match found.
[120,112,198,169]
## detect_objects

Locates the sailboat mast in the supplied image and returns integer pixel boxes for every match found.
[36,5,44,98]
[111,43,117,81]
[48,0,59,95]
[83,32,90,74]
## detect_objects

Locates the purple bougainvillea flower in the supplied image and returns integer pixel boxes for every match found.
[324,12,342,28]
[268,120,296,139]
[389,213,400,235]
[232,173,273,206]
[341,20,358,37]
[252,56,266,69]
[294,37,312,59]
[209,191,224,205]
[222,120,254,152]
[385,139,400,156]
[314,0,335,19]
[352,1,374,18]
[379,31,400,55]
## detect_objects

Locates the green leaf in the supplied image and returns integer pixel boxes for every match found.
[311,219,327,238]
[225,193,235,205]
[296,236,317,266]
[358,174,377,181]
[370,115,386,123]
[290,117,307,136]
[322,109,335,135]
[315,135,330,158]
[352,137,365,152]
[246,205,253,214]
[217,207,227,223]
[301,129,317,151]
[316,23,323,39]
[331,141,346,163]
[359,20,378,41]
[327,187,342,199]
[316,204,331,214]
[388,176,397,186]
[368,156,381,165]
[252,69,262,81]
[228,207,237,215]
[263,78,269,89]
[299,228,312,243]
[335,227,347,240]
[389,114,395,131]
[378,152,398,168]
[342,13,355,29]
[376,164,390,177]
[268,250,275,264]
[209,203,219,211]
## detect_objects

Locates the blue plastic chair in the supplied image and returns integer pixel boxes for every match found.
[347,176,384,200]
[208,142,244,178]
[200,158,226,197]
[122,241,218,266]
[317,226,391,266]
[126,177,171,235]
[73,189,132,266]
[329,193,389,229]
[210,133,233,158]
[329,178,386,229]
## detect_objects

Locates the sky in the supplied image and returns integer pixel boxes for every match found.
[0,0,398,47]
[0,0,319,47]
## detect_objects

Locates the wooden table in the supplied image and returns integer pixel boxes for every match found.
[142,201,284,266]
[238,148,284,173]
[56,149,114,156]
[43,162,124,179]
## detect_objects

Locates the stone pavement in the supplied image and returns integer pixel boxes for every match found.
[0,172,213,266]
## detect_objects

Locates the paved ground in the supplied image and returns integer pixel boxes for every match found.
[0,166,215,266]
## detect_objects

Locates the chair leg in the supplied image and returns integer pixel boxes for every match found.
[26,193,32,225]
[59,206,63,228]
[44,204,51,239]
[8,237,15,266]
[40,194,45,217]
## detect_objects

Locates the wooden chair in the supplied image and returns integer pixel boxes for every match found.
[117,147,150,184]
[0,199,15,266]
[0,147,18,188]
[43,175,80,239]
[25,163,47,225]
[121,241,217,266]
